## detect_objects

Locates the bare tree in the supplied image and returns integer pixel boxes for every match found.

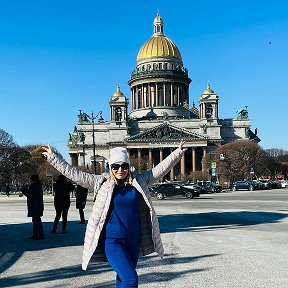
[265,148,288,158]
[214,140,269,184]
[0,128,16,148]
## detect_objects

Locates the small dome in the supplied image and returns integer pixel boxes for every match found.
[113,85,124,97]
[153,13,164,26]
[202,83,214,95]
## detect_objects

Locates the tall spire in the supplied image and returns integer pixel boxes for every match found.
[153,12,164,35]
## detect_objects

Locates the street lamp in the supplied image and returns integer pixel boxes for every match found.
[89,111,102,174]
[79,132,86,168]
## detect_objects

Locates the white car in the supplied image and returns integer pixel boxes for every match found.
[279,180,288,188]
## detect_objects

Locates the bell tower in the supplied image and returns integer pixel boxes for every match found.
[109,85,129,125]
[199,83,219,121]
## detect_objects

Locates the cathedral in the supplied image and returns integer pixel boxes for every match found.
[68,13,259,180]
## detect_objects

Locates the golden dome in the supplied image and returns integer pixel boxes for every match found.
[113,85,124,97]
[202,83,214,95]
[137,35,182,62]
[137,13,182,62]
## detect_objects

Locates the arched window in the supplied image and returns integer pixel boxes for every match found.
[205,104,213,118]
[137,89,142,109]
[115,107,122,122]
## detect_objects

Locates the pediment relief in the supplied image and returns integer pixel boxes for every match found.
[126,123,207,142]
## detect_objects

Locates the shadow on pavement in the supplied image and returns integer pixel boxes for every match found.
[159,211,288,233]
[0,220,86,274]
[1,253,215,288]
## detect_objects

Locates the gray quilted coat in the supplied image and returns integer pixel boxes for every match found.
[47,147,184,270]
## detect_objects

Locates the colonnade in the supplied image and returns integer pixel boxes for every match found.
[131,82,189,110]
[128,146,207,179]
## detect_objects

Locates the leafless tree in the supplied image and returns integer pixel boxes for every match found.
[265,148,288,158]
[0,128,16,148]
[214,140,269,184]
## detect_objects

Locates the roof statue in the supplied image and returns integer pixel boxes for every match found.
[237,106,249,120]
[78,110,90,124]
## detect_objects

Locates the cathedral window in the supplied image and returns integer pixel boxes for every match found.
[205,104,213,118]
[137,89,142,109]
[115,107,122,122]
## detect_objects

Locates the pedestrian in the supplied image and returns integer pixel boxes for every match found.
[42,141,187,287]
[51,175,74,234]
[21,174,44,240]
[5,183,10,197]
[105,162,110,173]
[75,184,88,224]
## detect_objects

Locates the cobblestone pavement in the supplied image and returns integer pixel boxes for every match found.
[1,189,288,287]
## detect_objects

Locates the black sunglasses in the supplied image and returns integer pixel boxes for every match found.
[111,163,129,171]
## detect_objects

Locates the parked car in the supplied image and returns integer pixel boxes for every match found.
[258,179,272,189]
[148,182,200,200]
[270,180,282,189]
[252,180,265,190]
[230,181,257,191]
[197,181,222,193]
[181,181,207,194]
[279,180,288,188]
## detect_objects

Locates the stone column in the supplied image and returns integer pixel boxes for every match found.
[170,149,174,180]
[202,147,207,172]
[180,151,185,180]
[133,88,136,110]
[163,82,166,106]
[151,85,155,107]
[170,83,173,106]
[147,84,150,107]
[159,148,163,162]
[142,85,144,108]
[155,83,158,106]
[134,88,137,110]
[192,148,196,172]
[148,149,152,169]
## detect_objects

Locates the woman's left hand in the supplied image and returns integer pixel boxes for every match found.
[179,140,188,152]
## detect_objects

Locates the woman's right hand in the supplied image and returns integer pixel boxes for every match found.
[42,144,53,158]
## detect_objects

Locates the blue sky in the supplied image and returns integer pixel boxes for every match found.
[0,0,287,160]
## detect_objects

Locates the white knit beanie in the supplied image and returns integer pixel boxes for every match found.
[109,147,130,165]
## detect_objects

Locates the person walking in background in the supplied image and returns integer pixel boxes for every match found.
[5,183,10,197]
[75,184,88,224]
[51,175,74,234]
[42,141,187,288]
[21,174,44,240]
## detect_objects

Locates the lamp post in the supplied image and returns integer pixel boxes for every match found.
[79,132,86,168]
[90,111,102,174]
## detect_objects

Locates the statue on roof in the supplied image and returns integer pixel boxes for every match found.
[78,110,90,123]
[237,106,249,120]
